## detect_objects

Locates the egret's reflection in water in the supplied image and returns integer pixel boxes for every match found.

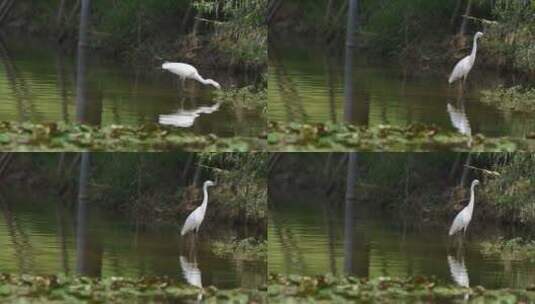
[447,254,469,288]
[180,253,203,302]
[159,101,222,128]
[180,255,202,288]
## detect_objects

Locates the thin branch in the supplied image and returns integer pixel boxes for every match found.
[463,165,501,177]
[461,15,498,25]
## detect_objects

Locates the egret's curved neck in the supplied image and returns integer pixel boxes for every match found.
[194,73,208,84]
[193,73,219,88]
[201,184,209,209]
[470,36,479,58]
[468,184,476,210]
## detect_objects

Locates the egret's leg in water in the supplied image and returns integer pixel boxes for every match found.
[457,234,464,248]
[188,236,195,257]
[457,82,464,98]
[455,241,463,258]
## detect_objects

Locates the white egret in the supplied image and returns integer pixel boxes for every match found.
[181,180,216,236]
[162,62,221,89]
[448,179,480,236]
[448,32,484,86]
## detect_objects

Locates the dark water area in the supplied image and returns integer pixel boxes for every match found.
[269,36,535,139]
[0,189,266,289]
[0,33,263,137]
[268,188,535,289]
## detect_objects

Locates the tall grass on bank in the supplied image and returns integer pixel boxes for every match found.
[482,0,535,74]
[200,153,267,225]
[483,153,535,225]
[193,0,267,69]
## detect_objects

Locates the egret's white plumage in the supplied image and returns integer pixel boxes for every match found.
[179,255,202,288]
[159,101,222,128]
[447,255,469,288]
[181,180,215,236]
[447,103,471,137]
[449,32,484,85]
[162,62,221,89]
[449,179,480,236]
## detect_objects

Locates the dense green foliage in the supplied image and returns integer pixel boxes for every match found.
[0,273,266,303]
[270,153,535,226]
[8,1,266,69]
[194,0,267,68]
[483,154,535,225]
[0,122,264,152]
[212,237,267,261]
[268,274,535,303]
[6,153,268,227]
[483,0,535,73]
[481,85,535,112]
[200,153,267,224]
[481,237,535,261]
[272,0,535,73]
[268,121,527,152]
[214,84,267,114]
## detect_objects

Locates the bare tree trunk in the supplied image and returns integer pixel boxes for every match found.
[459,0,472,36]
[344,152,357,274]
[75,0,97,124]
[193,160,202,186]
[182,153,194,183]
[449,153,462,180]
[343,0,358,122]
[450,0,463,29]
[180,3,193,33]
[56,0,66,28]
[324,0,335,25]
[460,153,472,187]
[76,152,103,277]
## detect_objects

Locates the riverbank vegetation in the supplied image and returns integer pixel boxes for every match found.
[268,121,528,152]
[3,153,267,230]
[270,0,535,75]
[5,1,267,71]
[268,274,535,303]
[0,121,264,152]
[481,237,535,262]
[0,1,267,150]
[0,273,266,303]
[482,154,535,225]
[215,83,268,114]
[481,85,535,112]
[269,153,535,227]
[212,237,267,261]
